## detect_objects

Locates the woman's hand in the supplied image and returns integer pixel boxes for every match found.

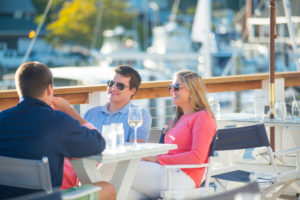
[142,156,158,163]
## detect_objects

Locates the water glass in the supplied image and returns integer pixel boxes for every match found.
[274,102,286,120]
[291,100,300,119]
[102,125,116,149]
[111,123,124,145]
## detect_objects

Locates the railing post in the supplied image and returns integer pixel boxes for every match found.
[258,78,284,151]
[256,78,284,109]
[80,91,108,116]
[257,78,285,104]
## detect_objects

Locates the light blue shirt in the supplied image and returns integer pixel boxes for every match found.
[84,102,152,142]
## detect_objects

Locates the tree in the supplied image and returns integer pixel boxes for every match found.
[46,0,137,48]
[31,0,64,25]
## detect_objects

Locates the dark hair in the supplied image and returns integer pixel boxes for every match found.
[15,61,53,98]
[114,65,141,91]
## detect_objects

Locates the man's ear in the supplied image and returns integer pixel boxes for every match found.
[130,87,136,97]
[46,84,53,96]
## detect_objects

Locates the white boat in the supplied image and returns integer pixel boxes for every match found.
[96,26,142,68]
[143,21,200,77]
[0,49,24,69]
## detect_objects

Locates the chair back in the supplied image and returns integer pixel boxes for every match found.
[209,132,217,157]
[214,123,277,173]
[148,129,163,143]
[0,156,53,193]
[215,124,270,151]
[203,132,218,188]
[159,128,165,144]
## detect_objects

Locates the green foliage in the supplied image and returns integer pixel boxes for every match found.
[185,6,196,16]
[31,0,63,25]
[46,0,137,48]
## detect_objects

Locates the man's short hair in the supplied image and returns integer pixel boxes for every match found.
[15,61,53,98]
[114,65,141,91]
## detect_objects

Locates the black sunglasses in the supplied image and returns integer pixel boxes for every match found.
[168,83,182,92]
[107,80,129,91]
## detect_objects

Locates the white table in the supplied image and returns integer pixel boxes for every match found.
[70,143,177,200]
[217,113,300,127]
[216,113,300,153]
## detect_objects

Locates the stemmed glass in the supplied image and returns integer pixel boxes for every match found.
[274,102,287,121]
[292,100,300,120]
[128,106,143,147]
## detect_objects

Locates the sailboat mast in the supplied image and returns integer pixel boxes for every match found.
[169,0,180,21]
[22,0,53,63]
[282,0,300,71]
[203,0,212,77]
[191,0,212,77]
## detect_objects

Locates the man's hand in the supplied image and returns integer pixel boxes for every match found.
[51,96,72,113]
[51,96,87,125]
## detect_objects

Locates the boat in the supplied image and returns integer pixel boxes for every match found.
[0,49,25,69]
[96,26,142,68]
[143,21,200,77]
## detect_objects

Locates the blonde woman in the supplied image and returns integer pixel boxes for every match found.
[129,70,217,199]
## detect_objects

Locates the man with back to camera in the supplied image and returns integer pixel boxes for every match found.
[84,65,152,143]
[0,61,116,200]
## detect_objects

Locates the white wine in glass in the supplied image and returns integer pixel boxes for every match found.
[128,120,142,127]
[128,107,143,146]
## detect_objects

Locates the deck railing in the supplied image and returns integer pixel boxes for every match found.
[1,71,300,112]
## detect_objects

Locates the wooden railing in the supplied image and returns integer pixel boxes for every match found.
[1,71,300,111]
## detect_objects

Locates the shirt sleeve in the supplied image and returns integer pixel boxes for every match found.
[129,108,152,142]
[58,113,106,158]
[158,112,216,165]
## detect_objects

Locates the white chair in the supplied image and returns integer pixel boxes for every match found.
[0,156,100,200]
[198,180,261,200]
[160,133,217,200]
[211,124,300,200]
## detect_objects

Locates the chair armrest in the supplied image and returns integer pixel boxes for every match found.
[273,169,300,183]
[62,185,101,200]
[275,147,300,156]
[10,188,62,200]
[161,164,209,169]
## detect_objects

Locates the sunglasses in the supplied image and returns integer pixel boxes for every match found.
[168,83,182,92]
[107,80,129,91]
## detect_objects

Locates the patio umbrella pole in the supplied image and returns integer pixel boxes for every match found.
[269,0,276,151]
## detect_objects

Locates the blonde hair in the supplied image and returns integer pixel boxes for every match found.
[166,70,214,132]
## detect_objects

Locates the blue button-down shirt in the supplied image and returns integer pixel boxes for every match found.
[84,102,152,142]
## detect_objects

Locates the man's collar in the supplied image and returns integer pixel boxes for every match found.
[20,96,50,108]
[103,102,132,114]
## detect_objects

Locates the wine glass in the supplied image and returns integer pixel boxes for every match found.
[274,102,286,121]
[292,100,300,120]
[128,106,143,147]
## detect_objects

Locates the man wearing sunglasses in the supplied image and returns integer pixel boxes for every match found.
[84,65,152,143]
